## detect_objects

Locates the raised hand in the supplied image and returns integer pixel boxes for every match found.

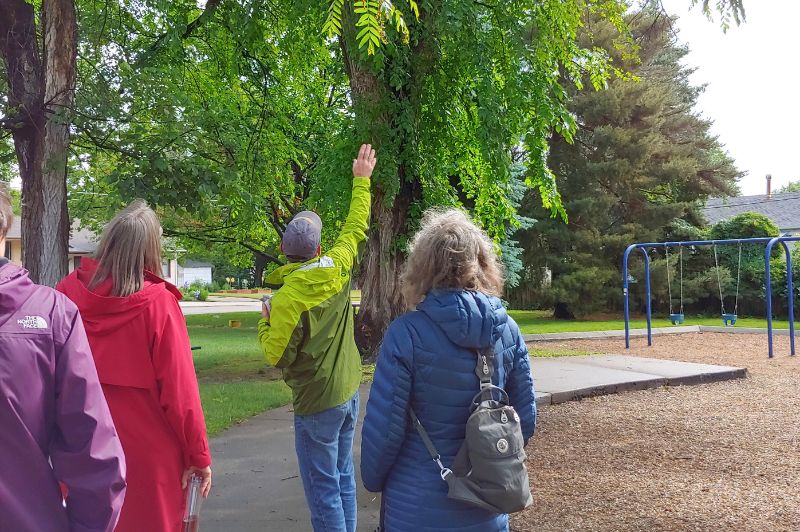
[352,144,377,179]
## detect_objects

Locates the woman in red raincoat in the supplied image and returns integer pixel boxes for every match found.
[58,200,212,531]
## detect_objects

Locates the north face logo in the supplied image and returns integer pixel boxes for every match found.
[18,316,48,329]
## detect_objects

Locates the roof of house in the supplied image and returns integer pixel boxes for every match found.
[703,192,800,230]
[6,218,99,255]
[182,260,214,269]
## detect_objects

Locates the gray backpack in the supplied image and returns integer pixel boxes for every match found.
[409,347,533,514]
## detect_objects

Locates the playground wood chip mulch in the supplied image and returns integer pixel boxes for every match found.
[514,333,800,532]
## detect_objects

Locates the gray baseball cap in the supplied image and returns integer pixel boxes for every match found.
[282,210,322,260]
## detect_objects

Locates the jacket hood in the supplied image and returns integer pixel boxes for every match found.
[265,256,339,295]
[0,261,34,317]
[417,290,507,349]
[56,258,182,335]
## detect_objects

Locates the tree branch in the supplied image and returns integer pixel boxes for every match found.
[163,227,284,266]
[134,0,224,67]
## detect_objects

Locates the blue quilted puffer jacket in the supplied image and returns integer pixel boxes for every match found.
[360,289,537,532]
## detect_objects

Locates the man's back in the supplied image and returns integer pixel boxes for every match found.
[259,176,371,415]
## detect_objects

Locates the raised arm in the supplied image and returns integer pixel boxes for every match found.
[327,144,376,273]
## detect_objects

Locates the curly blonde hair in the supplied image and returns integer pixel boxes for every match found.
[401,208,505,308]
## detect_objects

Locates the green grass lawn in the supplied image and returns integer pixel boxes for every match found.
[187,313,288,436]
[199,381,291,436]
[189,309,791,435]
[507,310,791,334]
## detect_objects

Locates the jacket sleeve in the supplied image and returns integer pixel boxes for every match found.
[505,320,537,442]
[50,306,126,532]
[152,295,212,468]
[327,177,371,274]
[258,291,305,368]
[360,319,413,492]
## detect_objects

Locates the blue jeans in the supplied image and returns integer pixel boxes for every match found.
[294,391,359,532]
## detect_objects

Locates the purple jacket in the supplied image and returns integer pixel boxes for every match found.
[0,259,126,531]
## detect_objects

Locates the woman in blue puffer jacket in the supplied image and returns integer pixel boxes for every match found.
[360,208,537,532]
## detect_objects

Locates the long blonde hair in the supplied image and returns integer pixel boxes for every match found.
[401,208,505,308]
[91,200,163,296]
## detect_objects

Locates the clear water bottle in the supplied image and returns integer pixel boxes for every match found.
[183,474,203,532]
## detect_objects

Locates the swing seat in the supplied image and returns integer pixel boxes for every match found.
[669,313,685,325]
[722,313,737,327]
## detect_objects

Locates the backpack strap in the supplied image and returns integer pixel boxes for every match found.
[475,347,498,402]
[409,408,452,480]
[409,345,498,480]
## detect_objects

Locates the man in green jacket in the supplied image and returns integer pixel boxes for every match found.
[258,144,375,532]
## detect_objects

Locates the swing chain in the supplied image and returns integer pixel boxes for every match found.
[665,246,673,315]
[734,243,742,315]
[679,246,684,314]
[713,244,726,316]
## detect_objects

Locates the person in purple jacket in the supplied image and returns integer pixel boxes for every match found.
[0,185,127,532]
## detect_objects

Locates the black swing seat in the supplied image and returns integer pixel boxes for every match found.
[722,313,737,327]
[669,313,685,325]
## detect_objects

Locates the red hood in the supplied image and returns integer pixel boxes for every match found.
[57,258,182,336]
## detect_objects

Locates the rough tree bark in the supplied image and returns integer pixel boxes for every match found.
[341,9,435,357]
[0,0,75,286]
[356,181,422,356]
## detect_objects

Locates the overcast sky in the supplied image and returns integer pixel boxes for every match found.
[660,0,800,195]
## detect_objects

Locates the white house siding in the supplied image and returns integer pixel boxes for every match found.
[178,266,213,287]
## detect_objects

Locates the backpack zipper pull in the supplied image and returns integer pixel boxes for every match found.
[482,355,489,375]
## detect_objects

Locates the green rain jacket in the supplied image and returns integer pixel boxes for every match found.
[258,177,369,415]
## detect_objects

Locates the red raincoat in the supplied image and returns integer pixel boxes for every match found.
[58,259,211,532]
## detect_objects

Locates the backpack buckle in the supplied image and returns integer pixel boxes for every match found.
[434,455,452,479]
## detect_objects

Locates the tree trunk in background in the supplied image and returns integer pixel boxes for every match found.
[253,252,267,287]
[0,0,74,286]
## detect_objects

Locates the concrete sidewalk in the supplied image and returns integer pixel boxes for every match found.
[202,355,745,531]
[180,300,262,315]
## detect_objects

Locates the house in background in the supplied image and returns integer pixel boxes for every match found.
[4,218,181,285]
[703,175,800,235]
[177,260,213,287]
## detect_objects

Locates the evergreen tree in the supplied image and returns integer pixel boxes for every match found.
[777,180,800,193]
[511,6,741,317]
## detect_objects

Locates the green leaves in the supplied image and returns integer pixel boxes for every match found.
[355,0,383,54]
[323,0,344,37]
[325,0,417,54]
[691,0,746,31]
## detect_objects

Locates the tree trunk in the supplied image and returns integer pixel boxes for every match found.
[38,0,76,285]
[340,6,436,357]
[0,0,74,286]
[356,181,421,357]
[253,252,267,288]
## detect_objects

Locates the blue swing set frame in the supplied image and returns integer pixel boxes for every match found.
[622,236,798,358]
